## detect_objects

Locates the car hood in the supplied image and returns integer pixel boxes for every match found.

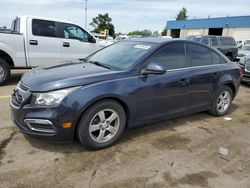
[238,50,250,55]
[21,61,122,92]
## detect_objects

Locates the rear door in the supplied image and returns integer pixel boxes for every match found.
[61,23,100,62]
[27,19,62,67]
[187,43,223,112]
[137,42,190,122]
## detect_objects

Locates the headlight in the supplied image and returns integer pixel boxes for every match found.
[238,53,246,57]
[238,57,246,67]
[32,87,78,106]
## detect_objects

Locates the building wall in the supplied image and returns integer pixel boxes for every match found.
[167,27,250,42]
[223,28,250,41]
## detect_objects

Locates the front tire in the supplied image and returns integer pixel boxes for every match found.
[209,86,233,116]
[0,59,10,86]
[77,100,126,150]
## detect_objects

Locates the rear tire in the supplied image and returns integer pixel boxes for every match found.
[0,58,10,86]
[77,100,126,150]
[209,86,233,116]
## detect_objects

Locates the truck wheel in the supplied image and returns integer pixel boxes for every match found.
[77,100,126,150]
[209,86,233,116]
[0,59,11,86]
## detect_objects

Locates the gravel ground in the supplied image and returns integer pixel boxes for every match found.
[0,70,250,188]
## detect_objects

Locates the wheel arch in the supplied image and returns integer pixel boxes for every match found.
[73,95,131,137]
[0,50,14,67]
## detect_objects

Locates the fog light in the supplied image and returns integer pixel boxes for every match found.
[63,122,72,129]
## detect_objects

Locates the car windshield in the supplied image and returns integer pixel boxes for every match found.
[242,46,250,51]
[87,41,154,70]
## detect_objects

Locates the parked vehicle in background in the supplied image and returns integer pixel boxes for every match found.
[187,35,238,61]
[236,40,243,48]
[236,45,250,61]
[0,16,101,85]
[10,38,241,149]
[244,40,250,46]
[238,55,250,84]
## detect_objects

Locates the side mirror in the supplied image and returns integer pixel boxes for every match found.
[142,63,166,75]
[88,35,96,43]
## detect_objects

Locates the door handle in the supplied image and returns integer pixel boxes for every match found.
[178,79,189,86]
[63,42,70,47]
[29,40,38,45]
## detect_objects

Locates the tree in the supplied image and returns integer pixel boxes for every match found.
[161,29,167,36]
[90,13,115,37]
[128,30,152,37]
[176,7,188,21]
[152,31,160,37]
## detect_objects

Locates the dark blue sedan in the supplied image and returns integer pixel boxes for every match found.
[10,38,242,149]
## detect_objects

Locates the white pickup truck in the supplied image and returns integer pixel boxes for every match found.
[0,16,102,85]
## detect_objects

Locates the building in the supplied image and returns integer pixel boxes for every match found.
[165,15,250,42]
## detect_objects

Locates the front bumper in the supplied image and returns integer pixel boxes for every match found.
[240,67,250,83]
[10,93,77,143]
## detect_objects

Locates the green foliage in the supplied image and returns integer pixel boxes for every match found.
[176,7,188,21]
[161,29,167,36]
[128,30,152,37]
[90,13,115,37]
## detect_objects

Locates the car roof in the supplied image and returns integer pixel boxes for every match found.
[124,37,176,44]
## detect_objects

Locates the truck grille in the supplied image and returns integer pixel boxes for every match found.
[246,61,250,72]
[11,90,23,107]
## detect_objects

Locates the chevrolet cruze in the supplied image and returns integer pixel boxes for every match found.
[10,38,242,149]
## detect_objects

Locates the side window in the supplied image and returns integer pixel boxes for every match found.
[188,44,212,67]
[147,43,186,70]
[63,23,89,42]
[211,37,219,46]
[200,37,209,45]
[32,19,57,37]
[220,37,237,46]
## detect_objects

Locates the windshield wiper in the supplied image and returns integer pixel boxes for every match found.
[88,60,111,70]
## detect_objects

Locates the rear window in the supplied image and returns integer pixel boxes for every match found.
[187,44,213,67]
[11,18,20,33]
[219,37,237,46]
[32,19,57,37]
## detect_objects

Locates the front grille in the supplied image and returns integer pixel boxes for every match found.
[245,61,250,72]
[11,90,23,107]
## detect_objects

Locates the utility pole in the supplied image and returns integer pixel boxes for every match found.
[85,0,88,28]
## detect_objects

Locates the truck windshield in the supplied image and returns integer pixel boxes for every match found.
[87,41,154,70]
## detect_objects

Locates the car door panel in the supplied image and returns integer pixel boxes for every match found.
[187,43,223,111]
[27,19,62,67]
[61,23,100,62]
[137,70,190,122]
[136,42,190,123]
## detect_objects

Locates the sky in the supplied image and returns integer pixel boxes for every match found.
[0,0,250,33]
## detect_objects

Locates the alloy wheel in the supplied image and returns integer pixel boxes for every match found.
[89,109,120,143]
[217,91,231,113]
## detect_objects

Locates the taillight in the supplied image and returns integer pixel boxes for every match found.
[238,68,243,77]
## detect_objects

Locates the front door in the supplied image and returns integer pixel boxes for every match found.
[137,42,190,123]
[61,23,100,62]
